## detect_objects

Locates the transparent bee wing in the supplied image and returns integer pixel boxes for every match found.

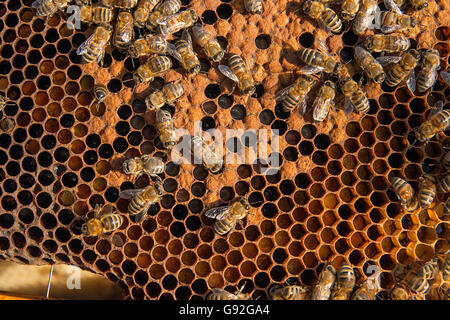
[275,84,294,102]
[299,95,309,116]
[218,65,239,83]
[119,189,145,199]
[204,206,232,220]
[426,69,439,90]
[407,70,416,92]
[31,0,44,9]
[117,22,133,43]
[99,204,115,216]
[315,38,329,53]
[166,43,183,62]
[428,100,444,119]
[381,25,401,33]
[133,202,152,223]
[182,29,193,48]
[76,33,95,56]
[384,0,403,14]
[440,70,450,86]
[344,98,354,114]
[300,65,323,74]
[96,48,106,64]
[376,56,402,66]
[313,97,332,122]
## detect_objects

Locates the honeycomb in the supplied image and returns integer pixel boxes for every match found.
[0,0,449,300]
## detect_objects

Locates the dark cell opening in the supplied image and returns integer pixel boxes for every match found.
[36,192,52,208]
[255,34,271,49]
[205,84,221,99]
[216,4,232,19]
[108,79,122,93]
[340,47,354,63]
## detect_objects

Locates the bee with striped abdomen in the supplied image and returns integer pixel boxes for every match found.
[418,175,437,209]
[92,84,108,112]
[340,0,360,21]
[331,263,356,300]
[113,10,134,50]
[298,47,342,75]
[379,10,416,33]
[119,183,164,222]
[390,176,418,211]
[244,0,263,14]
[302,0,342,33]
[219,54,256,96]
[32,0,71,18]
[146,0,181,31]
[205,198,250,236]
[407,273,430,295]
[207,284,251,300]
[145,82,184,110]
[385,49,420,91]
[76,26,112,65]
[352,0,377,34]
[363,34,410,53]
[414,102,450,142]
[167,30,200,75]
[129,34,168,57]
[191,23,225,62]
[354,46,389,84]
[134,55,172,83]
[339,78,370,114]
[80,4,115,26]
[269,284,309,300]
[156,8,198,36]
[312,80,335,122]
[81,204,123,236]
[352,268,381,300]
[191,135,223,174]
[156,108,177,149]
[276,74,315,115]
[123,155,165,180]
[134,0,161,27]
[311,264,336,300]
[416,49,440,93]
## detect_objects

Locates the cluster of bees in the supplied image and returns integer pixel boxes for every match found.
[207,252,449,300]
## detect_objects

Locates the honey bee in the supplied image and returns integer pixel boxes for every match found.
[379,11,416,33]
[363,34,410,53]
[191,135,223,174]
[31,0,71,18]
[145,82,184,110]
[218,54,256,96]
[298,48,342,75]
[113,11,134,50]
[312,80,335,122]
[414,103,450,142]
[76,26,112,65]
[0,118,14,133]
[205,198,250,235]
[352,268,381,300]
[276,74,314,115]
[417,258,439,280]
[302,0,342,33]
[134,0,161,27]
[156,108,177,149]
[207,284,251,300]
[133,55,172,84]
[311,264,336,300]
[244,0,263,14]
[81,204,123,236]
[352,0,377,35]
[92,84,108,111]
[439,174,450,193]
[418,175,437,209]
[385,49,420,91]
[112,0,138,9]
[167,30,200,75]
[146,0,181,31]
[129,34,168,57]
[80,4,115,26]
[119,183,164,222]
[331,263,356,300]
[354,46,386,83]
[390,176,418,211]
[341,0,360,21]
[156,8,198,36]
[416,49,440,93]
[269,284,309,300]
[122,155,165,180]
[339,78,370,114]
[407,274,430,295]
[191,23,225,62]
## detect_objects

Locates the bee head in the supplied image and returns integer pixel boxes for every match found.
[81,223,89,235]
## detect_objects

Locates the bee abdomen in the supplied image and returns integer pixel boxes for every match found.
[440,175,450,193]
[229,54,246,75]
[282,93,300,112]
[299,48,321,66]
[102,215,123,232]
[419,188,435,208]
[385,65,405,87]
[93,7,114,24]
[214,216,236,235]
[416,72,434,92]
[351,92,369,113]
[321,8,342,33]
[129,193,145,215]
[408,276,429,294]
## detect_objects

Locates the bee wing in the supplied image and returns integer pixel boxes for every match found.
[275,84,294,102]
[344,98,354,114]
[204,206,232,220]
[133,202,152,223]
[381,25,401,33]
[218,65,239,83]
[299,95,310,116]
[116,21,133,43]
[313,97,332,121]
[384,0,403,14]
[210,288,237,299]
[315,38,329,53]
[376,56,402,66]
[440,70,450,86]
[428,100,444,119]
[119,189,145,199]
[99,204,115,216]
[300,65,323,75]
[407,70,416,92]
[182,29,193,48]
[76,33,94,56]
[167,43,183,62]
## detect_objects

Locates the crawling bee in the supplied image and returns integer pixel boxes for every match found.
[167,30,200,75]
[80,4,115,26]
[298,48,342,75]
[156,8,198,36]
[339,78,370,114]
[269,284,309,300]
[417,258,439,280]
[340,0,360,21]
[363,34,410,53]
[352,268,381,300]
[92,84,108,111]
[191,135,223,174]
[385,49,420,91]
[219,54,256,96]
[331,263,356,300]
[134,0,161,27]
[146,0,181,31]
[276,74,315,114]
[354,46,387,83]
[123,155,165,180]
[302,0,342,33]
[0,118,14,133]
[112,0,138,9]
[133,55,172,84]
[416,49,440,93]
[312,80,335,122]
[439,174,450,193]
[311,264,336,300]
[119,183,164,222]
[31,0,71,18]
[207,284,251,300]
[390,176,418,211]
[113,10,134,50]
[418,175,437,209]
[352,0,377,34]
[145,82,184,110]
[81,204,123,236]
[129,34,168,57]
[191,23,225,62]
[76,26,112,65]
[414,105,450,142]
[156,108,177,149]
[205,198,250,235]
[379,11,415,33]
[244,0,263,14]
